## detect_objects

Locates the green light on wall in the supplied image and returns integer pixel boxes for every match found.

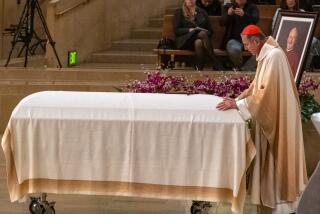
[68,50,77,66]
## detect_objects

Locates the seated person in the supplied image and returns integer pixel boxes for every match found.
[248,0,275,4]
[272,0,301,29]
[272,0,320,71]
[299,0,316,11]
[174,0,223,70]
[196,0,222,16]
[221,0,259,70]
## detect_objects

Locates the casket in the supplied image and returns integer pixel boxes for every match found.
[1,91,255,213]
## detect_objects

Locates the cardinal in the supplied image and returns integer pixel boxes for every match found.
[217,24,307,213]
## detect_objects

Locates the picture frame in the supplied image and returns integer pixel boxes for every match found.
[272,11,318,86]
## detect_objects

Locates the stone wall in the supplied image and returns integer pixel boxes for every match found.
[46,0,179,67]
[0,0,48,60]
[0,0,179,65]
[0,0,25,59]
[46,0,106,67]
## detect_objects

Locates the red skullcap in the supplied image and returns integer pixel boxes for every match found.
[241,24,262,35]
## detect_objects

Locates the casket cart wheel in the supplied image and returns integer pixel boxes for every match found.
[29,194,56,214]
[29,200,55,214]
[190,201,212,214]
[29,198,43,214]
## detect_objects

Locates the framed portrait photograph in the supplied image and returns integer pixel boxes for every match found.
[272,11,318,86]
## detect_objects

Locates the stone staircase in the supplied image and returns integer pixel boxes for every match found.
[86,6,182,69]
[84,4,279,69]
[86,12,170,69]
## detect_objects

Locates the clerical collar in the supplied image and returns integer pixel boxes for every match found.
[256,37,278,62]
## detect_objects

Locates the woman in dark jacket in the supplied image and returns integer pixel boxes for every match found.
[174,0,223,70]
[221,0,259,69]
[196,0,222,16]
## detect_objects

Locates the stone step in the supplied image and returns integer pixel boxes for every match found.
[111,39,158,51]
[148,17,164,28]
[0,68,149,82]
[131,27,162,39]
[77,63,157,70]
[0,55,44,67]
[0,84,119,95]
[91,51,157,64]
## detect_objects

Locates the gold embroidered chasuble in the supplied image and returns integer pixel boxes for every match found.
[237,37,308,208]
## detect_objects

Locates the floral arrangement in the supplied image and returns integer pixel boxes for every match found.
[124,71,189,94]
[120,71,320,121]
[123,71,252,98]
[298,78,320,122]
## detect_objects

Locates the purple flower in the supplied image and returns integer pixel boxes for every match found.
[123,71,252,97]
[298,77,320,96]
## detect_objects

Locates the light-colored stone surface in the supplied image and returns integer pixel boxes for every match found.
[0,0,48,60]
[0,0,23,60]
[45,0,178,67]
[0,0,178,65]
[91,51,157,64]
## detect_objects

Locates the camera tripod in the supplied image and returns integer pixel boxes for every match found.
[5,0,62,68]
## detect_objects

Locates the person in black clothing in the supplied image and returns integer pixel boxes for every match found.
[221,0,259,70]
[248,0,275,4]
[299,0,314,11]
[174,0,223,70]
[196,0,222,16]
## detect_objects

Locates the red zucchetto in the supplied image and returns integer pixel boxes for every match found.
[241,24,262,35]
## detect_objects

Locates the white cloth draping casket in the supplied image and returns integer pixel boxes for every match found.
[311,113,320,134]
[1,91,255,213]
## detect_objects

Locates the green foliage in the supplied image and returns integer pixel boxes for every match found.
[300,94,320,122]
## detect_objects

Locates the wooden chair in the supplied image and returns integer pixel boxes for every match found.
[153,15,273,67]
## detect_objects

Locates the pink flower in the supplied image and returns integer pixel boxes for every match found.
[298,77,319,96]
[123,71,252,97]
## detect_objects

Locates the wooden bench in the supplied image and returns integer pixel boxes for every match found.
[256,5,278,17]
[153,15,272,66]
[166,5,279,18]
